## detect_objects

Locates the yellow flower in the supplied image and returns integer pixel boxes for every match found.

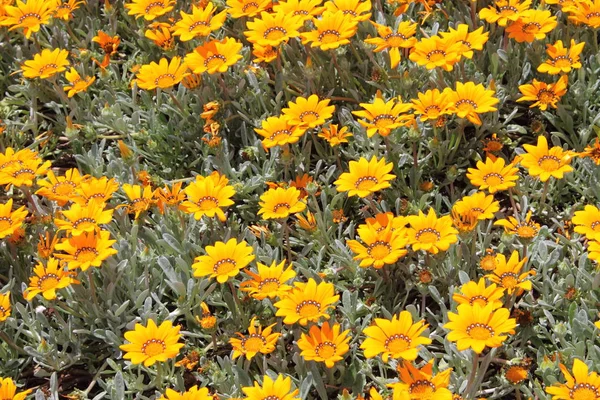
[440,24,489,60]
[364,21,417,68]
[282,95,335,129]
[452,278,505,310]
[135,57,188,90]
[300,11,358,51]
[297,321,351,368]
[258,187,306,220]
[360,311,432,362]
[0,152,50,188]
[172,3,227,41]
[466,157,519,193]
[192,238,255,283]
[334,156,395,198]
[159,386,212,400]
[506,9,557,43]
[274,278,339,325]
[244,11,303,47]
[124,0,174,20]
[546,358,600,400]
[24,258,79,300]
[240,260,296,300]
[347,224,408,269]
[37,232,59,259]
[230,316,281,360]
[485,250,535,295]
[538,40,585,75]
[494,210,539,238]
[180,172,236,222]
[0,199,28,240]
[452,192,500,221]
[121,184,155,219]
[119,320,184,366]
[445,304,516,354]
[21,48,70,79]
[54,201,114,236]
[572,205,600,241]
[63,68,95,97]
[391,360,453,400]
[517,75,568,111]
[480,248,498,271]
[505,365,528,385]
[0,0,57,38]
[0,293,10,322]
[411,89,455,123]
[296,211,317,231]
[54,0,83,20]
[252,44,279,63]
[444,82,499,126]
[519,135,573,181]
[54,230,118,271]
[567,0,600,27]
[255,116,307,149]
[352,97,413,137]
[155,182,186,213]
[478,0,531,26]
[318,124,352,146]
[0,377,32,400]
[226,0,271,18]
[409,35,462,71]
[242,375,300,400]
[323,0,371,22]
[196,302,217,329]
[145,22,175,50]
[273,0,325,22]
[74,176,119,205]
[406,208,458,254]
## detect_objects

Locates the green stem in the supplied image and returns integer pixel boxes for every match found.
[539,180,550,211]
[464,351,480,398]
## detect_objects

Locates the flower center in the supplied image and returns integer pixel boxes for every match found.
[516,224,537,238]
[12,168,35,179]
[75,247,99,262]
[423,105,441,116]
[197,196,219,210]
[295,299,321,318]
[213,258,237,275]
[189,20,209,31]
[500,272,519,289]
[415,228,440,243]
[154,73,175,86]
[367,241,392,260]
[591,221,600,231]
[145,1,165,13]
[466,323,494,340]
[537,89,556,104]
[38,274,60,291]
[204,54,227,69]
[273,202,291,213]
[409,380,436,394]
[354,176,378,190]
[268,129,292,141]
[72,217,96,229]
[319,29,341,44]
[468,295,489,307]
[587,12,600,19]
[373,114,395,128]
[142,338,166,356]
[299,111,319,123]
[498,5,518,15]
[258,278,280,293]
[480,255,497,271]
[456,98,478,111]
[553,55,573,68]
[242,334,266,352]
[470,207,485,218]
[315,341,337,359]
[385,33,407,47]
[0,217,13,232]
[537,155,560,171]
[0,306,6,318]
[483,172,504,186]
[18,12,42,26]
[384,333,412,353]
[426,49,446,62]
[522,22,541,34]
[570,383,600,400]
[263,26,287,40]
[242,2,258,12]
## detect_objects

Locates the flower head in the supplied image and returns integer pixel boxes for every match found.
[318,124,352,147]
[159,386,213,400]
[364,21,417,68]
[0,199,28,240]
[74,176,119,205]
[242,375,300,400]
[479,0,531,26]
[54,230,118,271]
[54,0,84,20]
[517,75,568,110]
[519,135,574,181]
[334,156,395,198]
[63,68,96,97]
[506,9,557,43]
[0,0,57,38]
[145,23,175,50]
[0,293,11,322]
[0,377,32,400]
[323,0,371,22]
[119,320,184,366]
[282,95,335,129]
[121,184,155,218]
[411,89,455,123]
[494,211,540,239]
[567,0,600,28]
[274,278,339,325]
[391,360,453,400]
[466,157,519,193]
[180,172,235,222]
[185,37,243,74]
[227,0,271,18]
[297,321,351,368]
[444,82,499,126]
[440,24,489,60]
[300,11,358,51]
[24,258,79,300]
[258,187,306,220]
[192,238,255,283]
[172,3,227,41]
[240,260,296,300]
[485,251,534,294]
[54,201,114,236]
[572,205,600,241]
[538,40,585,75]
[347,224,408,268]
[409,35,462,71]
[125,0,174,20]
[352,97,413,137]
[21,48,70,80]
[546,358,600,400]
[230,316,281,360]
[244,11,303,47]
[255,115,307,149]
[453,278,505,310]
[135,57,188,90]
[406,208,458,254]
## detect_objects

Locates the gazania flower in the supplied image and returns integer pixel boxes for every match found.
[21,48,69,79]
[406,208,458,254]
[517,75,568,110]
[411,89,455,123]
[572,205,600,241]
[0,0,57,38]
[121,184,155,218]
[192,238,255,283]
[347,224,408,269]
[505,364,528,385]
[54,201,114,236]
[364,21,417,69]
[506,9,557,43]
[155,182,186,213]
[74,176,119,205]
[546,0,578,9]
[119,320,184,366]
[409,35,462,71]
[0,153,50,188]
[63,68,96,97]
[258,187,306,220]
[281,95,335,129]
[240,260,296,300]
[592,240,600,264]
[452,192,499,221]
[255,116,307,149]
[23,258,79,300]
[323,0,371,22]
[485,251,534,294]
[273,0,325,21]
[443,82,499,126]
[440,24,489,60]
[38,232,59,259]
[0,293,10,322]
[301,11,358,51]
[567,0,600,28]
[466,157,519,193]
[196,302,216,329]
[135,57,188,90]
[252,44,279,63]
[172,3,227,41]
[274,278,339,325]
[227,0,271,18]
[0,148,38,176]
[54,0,83,20]
[54,230,117,271]
[242,375,300,400]
[478,0,531,26]
[365,212,408,232]
[244,11,303,47]
[580,138,600,165]
[145,23,175,50]
[230,316,281,360]
[391,360,453,400]
[318,124,352,146]
[92,30,120,57]
[519,135,573,181]
[453,278,505,309]
[334,156,395,198]
[480,248,498,271]
[0,199,28,240]
[0,377,32,400]
[445,303,516,354]
[180,172,235,222]
[124,0,174,20]
[483,133,504,154]
[495,211,540,239]
[297,321,351,368]
[360,311,432,362]
[159,386,212,400]
[352,97,413,137]
[296,211,317,231]
[538,40,585,75]
[546,358,600,400]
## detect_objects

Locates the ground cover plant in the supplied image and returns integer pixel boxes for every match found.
[2,0,600,398]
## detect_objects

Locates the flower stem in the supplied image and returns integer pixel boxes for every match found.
[464,351,480,398]
[539,180,550,211]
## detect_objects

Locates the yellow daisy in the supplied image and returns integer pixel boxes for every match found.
[300,10,358,51]
[242,375,300,400]
[334,156,395,198]
[352,97,413,137]
[240,260,296,300]
[0,0,57,38]
[135,57,188,90]
[452,278,505,310]
[297,321,351,368]
[0,293,11,322]
[244,11,303,47]
[119,319,184,366]
[229,316,281,360]
[391,360,453,400]
[274,278,339,325]
[54,201,114,236]
[494,210,540,239]
[185,37,243,74]
[0,377,32,400]
[347,224,408,269]
[159,386,212,400]
[23,258,79,300]
[124,0,174,20]
[546,359,600,400]
[258,187,306,220]
[452,191,500,221]
[172,3,227,41]
[255,116,308,149]
[518,135,574,182]
[0,199,28,240]
[192,238,255,283]
[485,251,535,295]
[406,208,458,254]
[466,157,519,193]
[53,230,118,271]
[572,205,600,241]
[180,172,236,222]
[281,95,335,129]
[63,68,96,97]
